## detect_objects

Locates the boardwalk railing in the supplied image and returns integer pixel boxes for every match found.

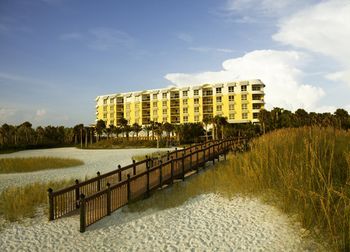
[77,138,242,232]
[47,139,234,221]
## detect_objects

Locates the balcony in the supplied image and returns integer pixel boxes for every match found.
[252,99,265,104]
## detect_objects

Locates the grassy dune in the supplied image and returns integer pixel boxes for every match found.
[0,157,84,174]
[132,150,169,162]
[0,180,74,222]
[129,127,349,250]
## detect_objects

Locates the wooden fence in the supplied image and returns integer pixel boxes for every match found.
[47,138,244,232]
[48,140,228,221]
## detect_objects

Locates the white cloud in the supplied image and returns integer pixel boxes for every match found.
[226,0,315,17]
[165,50,325,111]
[36,109,47,117]
[273,0,350,86]
[189,47,235,53]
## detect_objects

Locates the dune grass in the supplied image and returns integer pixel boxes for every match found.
[128,127,349,250]
[0,157,84,174]
[0,179,74,222]
[132,150,169,162]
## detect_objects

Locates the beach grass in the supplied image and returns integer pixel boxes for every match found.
[132,150,169,162]
[0,157,84,174]
[0,180,74,222]
[128,127,350,250]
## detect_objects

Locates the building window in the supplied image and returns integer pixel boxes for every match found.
[183,108,188,114]
[228,86,234,93]
[162,101,167,106]
[110,112,114,117]
[110,105,114,110]
[216,87,222,94]
[241,85,247,92]
[253,113,259,119]
[194,107,199,113]
[242,104,247,110]
[194,89,199,96]
[252,85,261,91]
[216,105,222,111]
[153,101,157,107]
[110,98,115,104]
[153,94,158,99]
[110,120,114,124]
[183,116,188,122]
[183,99,188,105]
[103,99,107,105]
[203,89,212,96]
[194,98,199,104]
[241,94,247,100]
[229,95,234,102]
[162,93,167,99]
[216,96,222,103]
[163,109,167,114]
[183,91,188,97]
[229,113,235,120]
[194,115,199,122]
[242,113,248,119]
[135,111,139,117]
[229,104,234,111]
[253,104,261,109]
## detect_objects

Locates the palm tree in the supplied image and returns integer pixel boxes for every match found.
[153,122,163,148]
[36,126,45,145]
[258,109,271,134]
[202,116,211,141]
[95,120,106,142]
[143,124,152,140]
[132,123,142,139]
[212,116,221,140]
[217,116,228,140]
[119,118,128,138]
[162,122,174,147]
[1,124,10,146]
[84,126,89,148]
[334,108,350,130]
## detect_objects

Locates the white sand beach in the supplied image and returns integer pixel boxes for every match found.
[0,193,323,251]
[0,147,174,192]
[0,148,324,251]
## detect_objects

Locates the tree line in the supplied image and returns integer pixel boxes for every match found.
[1,107,349,151]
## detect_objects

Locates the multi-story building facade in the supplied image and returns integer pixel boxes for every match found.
[95,79,265,126]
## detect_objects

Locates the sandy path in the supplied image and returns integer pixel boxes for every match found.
[0,193,322,251]
[0,147,173,192]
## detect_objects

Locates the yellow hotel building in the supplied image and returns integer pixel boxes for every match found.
[95,79,265,126]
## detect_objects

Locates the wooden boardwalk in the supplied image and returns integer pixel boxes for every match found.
[48,138,243,232]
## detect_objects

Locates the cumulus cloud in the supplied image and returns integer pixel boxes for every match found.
[188,47,235,53]
[273,0,350,86]
[165,50,325,111]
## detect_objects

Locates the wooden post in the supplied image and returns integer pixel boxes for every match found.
[97,171,101,191]
[170,157,174,184]
[146,165,150,197]
[106,183,111,216]
[175,147,178,159]
[202,147,206,167]
[48,188,54,221]
[189,149,193,169]
[167,151,170,160]
[145,155,148,168]
[196,147,199,173]
[159,160,163,188]
[127,174,131,202]
[182,155,185,181]
[79,194,86,233]
[118,165,122,181]
[132,160,136,175]
[75,179,80,209]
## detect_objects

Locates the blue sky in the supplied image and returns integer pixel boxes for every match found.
[1,0,349,127]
